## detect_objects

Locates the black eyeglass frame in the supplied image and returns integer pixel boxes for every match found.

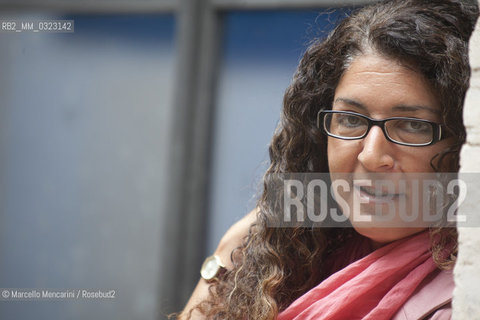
[317,110,444,147]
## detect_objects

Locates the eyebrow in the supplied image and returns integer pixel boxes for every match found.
[333,98,439,115]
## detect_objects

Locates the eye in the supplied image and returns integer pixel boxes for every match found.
[398,120,431,133]
[337,114,363,127]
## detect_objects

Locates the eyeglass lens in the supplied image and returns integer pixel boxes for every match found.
[324,112,434,145]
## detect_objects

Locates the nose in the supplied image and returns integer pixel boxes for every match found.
[357,125,395,172]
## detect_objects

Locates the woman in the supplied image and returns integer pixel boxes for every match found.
[181,0,478,319]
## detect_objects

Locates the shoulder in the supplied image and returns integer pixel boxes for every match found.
[179,209,258,319]
[392,268,453,320]
[215,207,258,269]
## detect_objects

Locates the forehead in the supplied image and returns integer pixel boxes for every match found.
[334,54,440,115]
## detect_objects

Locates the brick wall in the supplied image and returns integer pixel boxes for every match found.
[453,5,480,318]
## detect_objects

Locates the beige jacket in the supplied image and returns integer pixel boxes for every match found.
[392,269,453,320]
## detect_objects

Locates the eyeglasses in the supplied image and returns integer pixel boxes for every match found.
[317,110,444,147]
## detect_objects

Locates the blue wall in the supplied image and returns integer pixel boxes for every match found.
[0,14,176,320]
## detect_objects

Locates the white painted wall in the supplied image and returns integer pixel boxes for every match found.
[453,2,480,318]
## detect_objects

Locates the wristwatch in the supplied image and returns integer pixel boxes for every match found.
[200,255,226,281]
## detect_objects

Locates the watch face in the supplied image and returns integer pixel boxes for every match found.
[201,255,224,280]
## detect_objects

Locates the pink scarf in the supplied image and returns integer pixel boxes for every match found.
[277,232,436,320]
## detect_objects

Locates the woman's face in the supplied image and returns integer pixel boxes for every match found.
[327,54,452,248]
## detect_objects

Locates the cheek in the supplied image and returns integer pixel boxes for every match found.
[327,138,337,171]
[404,141,451,172]
[327,138,359,172]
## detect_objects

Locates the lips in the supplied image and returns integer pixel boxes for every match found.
[360,186,399,197]
[354,185,404,202]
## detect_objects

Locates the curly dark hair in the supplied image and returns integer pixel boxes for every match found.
[187,0,479,319]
